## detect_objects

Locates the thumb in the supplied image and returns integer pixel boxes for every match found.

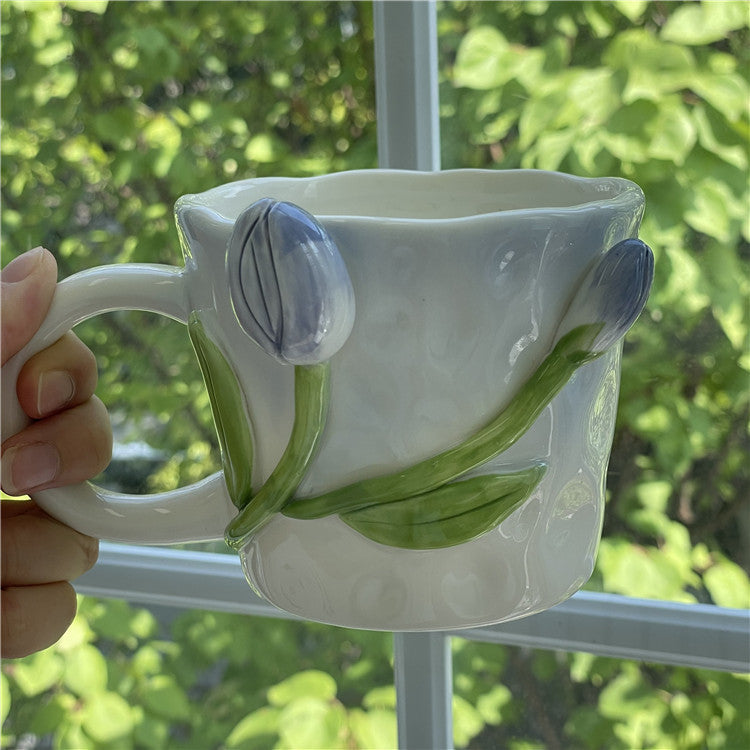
[1,248,58,366]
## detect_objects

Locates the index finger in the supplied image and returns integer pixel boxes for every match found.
[1,247,58,365]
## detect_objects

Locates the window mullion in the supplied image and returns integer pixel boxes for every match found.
[373,0,440,171]
[394,632,454,750]
[372,3,448,746]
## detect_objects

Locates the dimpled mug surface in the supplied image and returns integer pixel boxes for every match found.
[0,169,652,631]
[177,169,648,629]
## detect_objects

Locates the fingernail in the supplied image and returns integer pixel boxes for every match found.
[2,247,45,283]
[1,443,60,496]
[37,370,75,416]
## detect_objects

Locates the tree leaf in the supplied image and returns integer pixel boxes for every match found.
[267,670,338,707]
[1,674,10,726]
[614,0,648,22]
[348,708,397,750]
[646,101,696,165]
[63,644,108,698]
[11,650,64,697]
[453,694,486,748]
[453,26,518,90]
[691,70,750,122]
[661,1,750,45]
[81,691,134,743]
[704,556,750,609]
[140,674,192,721]
[278,697,348,750]
[684,178,738,243]
[226,707,280,749]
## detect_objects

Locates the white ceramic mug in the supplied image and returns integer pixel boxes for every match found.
[1,169,652,630]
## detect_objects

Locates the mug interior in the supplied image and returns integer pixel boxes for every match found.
[187,169,642,222]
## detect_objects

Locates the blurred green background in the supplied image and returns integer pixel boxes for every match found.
[2,1,748,748]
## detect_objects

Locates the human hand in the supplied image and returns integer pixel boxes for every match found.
[1,247,112,658]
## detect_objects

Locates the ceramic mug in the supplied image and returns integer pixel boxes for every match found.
[1,169,653,630]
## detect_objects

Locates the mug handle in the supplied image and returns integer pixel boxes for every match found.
[1,263,237,543]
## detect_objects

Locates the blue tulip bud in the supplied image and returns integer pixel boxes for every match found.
[556,238,654,354]
[227,198,355,365]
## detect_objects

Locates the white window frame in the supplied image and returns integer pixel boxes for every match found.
[76,4,750,749]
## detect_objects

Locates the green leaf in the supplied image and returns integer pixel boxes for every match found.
[604,30,696,102]
[267,670,337,707]
[453,26,519,90]
[226,707,280,749]
[140,674,192,721]
[475,684,512,725]
[517,88,568,150]
[34,38,73,66]
[684,178,739,243]
[646,101,696,165]
[524,128,576,171]
[56,720,95,750]
[661,1,750,45]
[341,467,545,550]
[142,113,182,176]
[188,313,254,511]
[691,70,750,122]
[453,694,486,748]
[244,133,288,163]
[704,556,750,609]
[635,480,672,512]
[599,100,657,163]
[29,694,74,736]
[83,598,158,643]
[363,685,396,710]
[693,105,748,170]
[133,710,171,750]
[1,674,10,726]
[349,708,398,750]
[278,697,348,750]
[65,1,110,13]
[11,650,64,697]
[614,0,648,22]
[62,644,108,698]
[700,240,750,352]
[81,691,134,743]
[596,538,696,601]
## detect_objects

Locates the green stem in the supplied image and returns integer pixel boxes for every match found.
[283,325,601,520]
[188,313,254,511]
[225,362,331,549]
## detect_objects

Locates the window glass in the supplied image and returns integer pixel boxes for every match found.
[1,595,396,749]
[451,638,750,749]
[438,0,750,607]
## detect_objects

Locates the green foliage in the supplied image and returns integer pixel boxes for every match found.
[2,1,748,749]
[2,598,398,749]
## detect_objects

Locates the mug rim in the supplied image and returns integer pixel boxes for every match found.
[176,168,645,225]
